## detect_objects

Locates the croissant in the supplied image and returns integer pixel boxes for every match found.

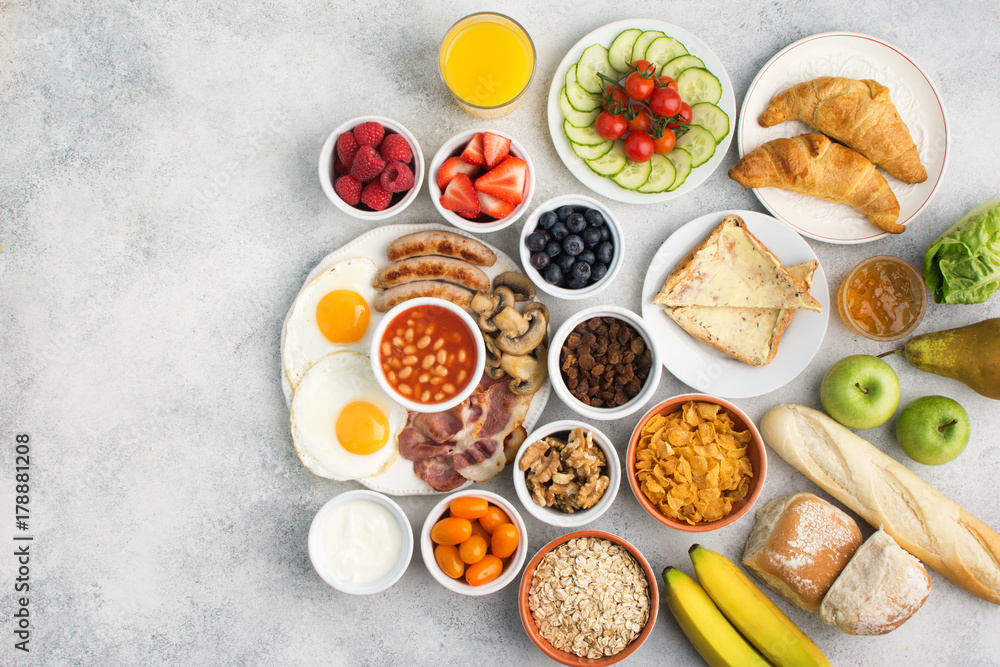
[758,77,926,184]
[729,133,904,234]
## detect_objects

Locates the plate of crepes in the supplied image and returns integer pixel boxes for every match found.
[641,211,829,399]
[281,223,550,495]
[733,32,948,243]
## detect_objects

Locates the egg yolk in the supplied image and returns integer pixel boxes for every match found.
[317,290,370,344]
[335,401,389,455]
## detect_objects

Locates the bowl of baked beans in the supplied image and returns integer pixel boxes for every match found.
[370,297,486,412]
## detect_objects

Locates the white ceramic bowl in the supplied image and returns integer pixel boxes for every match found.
[548,306,662,422]
[513,420,621,528]
[319,115,425,220]
[369,297,485,413]
[428,129,535,233]
[420,489,528,596]
[519,194,624,300]
[308,489,413,595]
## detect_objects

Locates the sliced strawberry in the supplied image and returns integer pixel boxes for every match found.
[460,132,486,165]
[476,190,515,219]
[437,156,480,189]
[474,156,527,206]
[439,173,480,216]
[483,132,511,168]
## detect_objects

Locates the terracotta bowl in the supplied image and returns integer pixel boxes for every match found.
[626,393,767,532]
[518,530,659,666]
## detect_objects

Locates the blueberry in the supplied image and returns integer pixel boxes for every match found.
[590,262,608,283]
[565,276,587,289]
[544,241,562,258]
[556,252,576,272]
[596,241,614,264]
[550,221,569,240]
[584,208,605,227]
[538,210,558,230]
[571,261,592,283]
[525,231,547,252]
[566,212,586,233]
[577,249,596,265]
[556,205,575,221]
[530,251,550,271]
[543,263,563,286]
[581,226,601,247]
[600,224,611,241]
[562,234,584,256]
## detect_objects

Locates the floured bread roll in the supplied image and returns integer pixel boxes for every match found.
[821,529,931,635]
[743,493,862,612]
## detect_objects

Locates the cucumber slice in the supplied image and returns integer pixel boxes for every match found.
[690,102,730,143]
[608,29,641,72]
[660,54,704,81]
[611,157,652,190]
[644,36,688,76]
[676,67,723,105]
[665,148,693,191]
[585,142,627,177]
[637,154,677,193]
[561,88,599,127]
[564,119,604,146]
[631,30,664,65]
[571,140,613,160]
[565,65,600,112]
[576,44,616,95]
[675,125,717,167]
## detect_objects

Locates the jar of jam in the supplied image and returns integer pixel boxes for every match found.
[837,255,927,341]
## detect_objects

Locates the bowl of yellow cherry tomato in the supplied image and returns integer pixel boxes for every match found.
[420,490,528,596]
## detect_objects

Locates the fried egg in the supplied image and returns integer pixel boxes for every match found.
[290,351,406,481]
[283,257,380,390]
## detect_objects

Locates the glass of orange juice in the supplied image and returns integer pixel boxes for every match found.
[439,12,535,119]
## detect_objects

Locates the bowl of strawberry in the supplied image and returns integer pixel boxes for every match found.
[319,115,424,219]
[430,129,535,233]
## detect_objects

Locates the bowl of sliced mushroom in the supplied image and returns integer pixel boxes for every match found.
[513,420,620,528]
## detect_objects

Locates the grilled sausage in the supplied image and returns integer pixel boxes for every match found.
[376,256,490,292]
[373,280,475,312]
[386,231,497,267]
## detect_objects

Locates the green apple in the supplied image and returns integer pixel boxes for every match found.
[896,396,971,465]
[820,355,901,429]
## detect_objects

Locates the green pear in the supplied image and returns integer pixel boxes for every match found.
[901,318,1000,399]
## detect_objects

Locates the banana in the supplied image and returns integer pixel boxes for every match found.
[690,544,831,667]
[662,566,769,667]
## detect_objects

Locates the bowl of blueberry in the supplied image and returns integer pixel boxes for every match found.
[519,195,622,300]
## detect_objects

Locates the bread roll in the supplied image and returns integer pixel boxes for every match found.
[820,530,931,635]
[743,493,863,612]
[760,404,1000,605]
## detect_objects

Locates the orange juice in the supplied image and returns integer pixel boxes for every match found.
[440,13,535,118]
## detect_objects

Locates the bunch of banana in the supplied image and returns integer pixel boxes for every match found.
[661,545,831,667]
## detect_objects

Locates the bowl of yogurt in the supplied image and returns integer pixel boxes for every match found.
[308,489,413,595]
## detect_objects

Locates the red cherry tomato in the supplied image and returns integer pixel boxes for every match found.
[626,105,651,133]
[632,59,654,76]
[652,128,677,154]
[490,523,519,559]
[603,84,628,110]
[668,102,693,130]
[434,544,464,579]
[649,86,682,117]
[430,517,472,546]
[459,534,488,565]
[479,505,510,534]
[449,496,488,520]
[657,76,678,91]
[465,554,503,587]
[595,111,627,141]
[624,132,654,163]
[623,71,654,101]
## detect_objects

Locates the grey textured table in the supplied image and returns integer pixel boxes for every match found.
[2,1,999,665]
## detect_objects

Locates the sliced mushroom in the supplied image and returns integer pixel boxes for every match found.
[470,291,497,316]
[495,306,548,356]
[493,306,530,337]
[500,345,548,395]
[493,272,535,302]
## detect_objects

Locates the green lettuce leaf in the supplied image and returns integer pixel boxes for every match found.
[923,199,1000,304]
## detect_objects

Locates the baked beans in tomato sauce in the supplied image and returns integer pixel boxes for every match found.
[379,304,477,405]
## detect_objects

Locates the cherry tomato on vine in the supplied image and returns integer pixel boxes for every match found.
[631,59,654,76]
[649,86,682,117]
[657,75,678,91]
[623,71,654,101]
[595,110,627,141]
[652,128,677,154]
[667,102,693,130]
[624,132,654,163]
[603,83,628,110]
[626,105,651,133]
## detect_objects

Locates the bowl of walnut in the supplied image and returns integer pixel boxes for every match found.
[513,421,621,528]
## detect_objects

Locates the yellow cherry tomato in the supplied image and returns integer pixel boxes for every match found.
[490,523,519,558]
[449,496,489,520]
[458,534,488,565]
[469,519,490,542]
[465,554,503,587]
[430,517,472,546]
[479,505,510,534]
[434,544,464,579]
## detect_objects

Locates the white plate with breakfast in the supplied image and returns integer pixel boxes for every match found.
[548,18,736,203]
[281,222,550,495]
[641,209,829,398]
[736,32,948,244]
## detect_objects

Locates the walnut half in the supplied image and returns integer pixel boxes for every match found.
[522,429,609,513]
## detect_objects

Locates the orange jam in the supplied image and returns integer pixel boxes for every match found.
[837,255,927,341]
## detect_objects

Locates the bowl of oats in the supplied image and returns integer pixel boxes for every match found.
[519,531,658,665]
[512,420,620,528]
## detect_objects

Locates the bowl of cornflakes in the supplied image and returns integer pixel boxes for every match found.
[626,394,766,532]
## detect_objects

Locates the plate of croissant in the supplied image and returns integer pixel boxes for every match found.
[733,32,949,244]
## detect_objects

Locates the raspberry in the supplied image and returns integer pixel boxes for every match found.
[353,121,384,147]
[380,161,415,193]
[335,132,359,166]
[360,180,392,211]
[334,175,362,206]
[350,145,386,182]
[333,158,350,177]
[379,133,413,163]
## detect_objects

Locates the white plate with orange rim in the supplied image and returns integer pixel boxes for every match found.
[738,32,949,244]
[640,210,829,399]
[280,222,550,495]
[547,18,736,204]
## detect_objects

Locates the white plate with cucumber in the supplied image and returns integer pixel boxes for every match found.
[548,19,736,204]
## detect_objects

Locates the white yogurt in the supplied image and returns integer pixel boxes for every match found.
[320,499,403,584]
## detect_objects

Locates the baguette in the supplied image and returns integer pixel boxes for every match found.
[760,404,1000,604]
